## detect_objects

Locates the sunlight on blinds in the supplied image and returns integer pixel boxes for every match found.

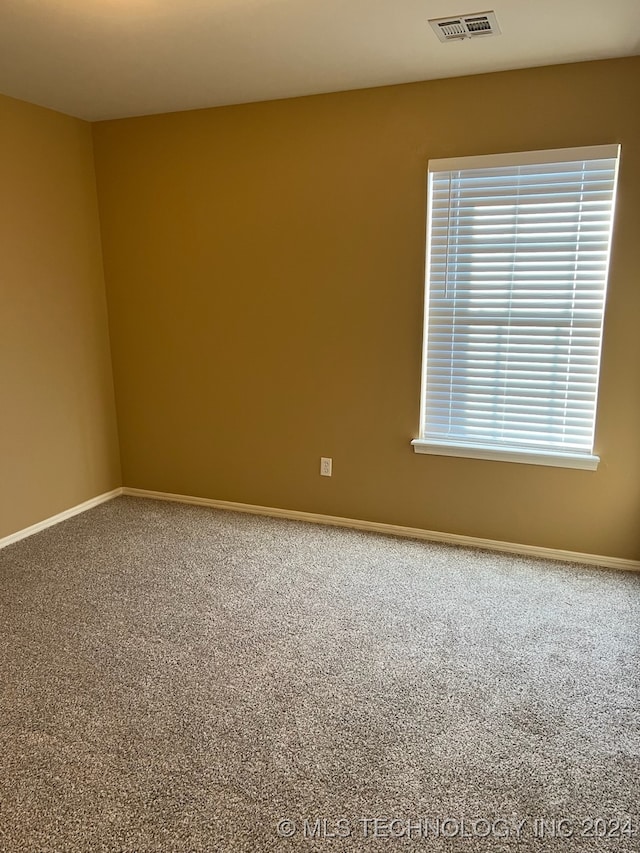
[421,146,620,459]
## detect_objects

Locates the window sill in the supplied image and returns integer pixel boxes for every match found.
[411,439,599,470]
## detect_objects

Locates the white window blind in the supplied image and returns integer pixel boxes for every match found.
[414,145,620,469]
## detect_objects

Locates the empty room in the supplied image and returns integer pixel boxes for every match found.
[1,1,639,851]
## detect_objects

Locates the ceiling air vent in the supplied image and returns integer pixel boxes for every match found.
[429,10,501,42]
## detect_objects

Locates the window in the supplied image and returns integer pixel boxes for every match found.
[413,145,620,470]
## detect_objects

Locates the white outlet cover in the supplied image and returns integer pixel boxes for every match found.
[320,457,333,476]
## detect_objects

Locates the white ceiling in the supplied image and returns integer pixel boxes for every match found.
[0,0,638,122]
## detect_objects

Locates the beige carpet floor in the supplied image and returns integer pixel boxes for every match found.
[0,496,638,852]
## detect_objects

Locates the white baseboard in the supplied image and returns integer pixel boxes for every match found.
[121,487,640,573]
[3,484,636,573]
[0,487,123,550]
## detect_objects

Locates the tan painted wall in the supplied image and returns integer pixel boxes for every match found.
[92,57,640,560]
[0,94,121,539]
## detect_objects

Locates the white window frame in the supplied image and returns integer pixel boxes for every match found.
[412,144,620,470]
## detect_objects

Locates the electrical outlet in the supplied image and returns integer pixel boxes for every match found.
[320,457,332,477]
